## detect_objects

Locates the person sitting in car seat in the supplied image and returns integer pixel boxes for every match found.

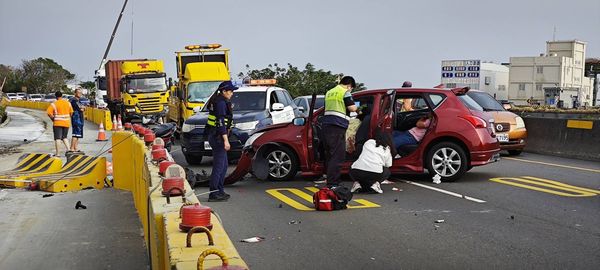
[392,114,432,154]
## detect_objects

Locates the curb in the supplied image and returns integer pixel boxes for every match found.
[0,115,11,128]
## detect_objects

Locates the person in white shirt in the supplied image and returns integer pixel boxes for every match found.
[350,129,394,194]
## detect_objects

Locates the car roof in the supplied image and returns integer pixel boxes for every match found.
[354,87,462,96]
[235,86,285,93]
[294,95,325,99]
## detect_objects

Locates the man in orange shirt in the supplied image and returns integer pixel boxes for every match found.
[46,91,73,157]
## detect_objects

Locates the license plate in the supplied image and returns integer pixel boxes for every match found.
[204,141,212,150]
[497,133,509,142]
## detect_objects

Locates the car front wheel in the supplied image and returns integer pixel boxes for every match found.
[265,147,298,181]
[426,142,468,182]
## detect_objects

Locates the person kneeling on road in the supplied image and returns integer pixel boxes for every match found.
[350,129,394,194]
[205,81,238,202]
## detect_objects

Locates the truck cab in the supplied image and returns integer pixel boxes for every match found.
[168,44,231,128]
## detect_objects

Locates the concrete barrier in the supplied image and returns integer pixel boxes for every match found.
[523,117,600,161]
[111,131,248,270]
[8,100,113,130]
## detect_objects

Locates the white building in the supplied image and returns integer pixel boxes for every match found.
[508,40,593,107]
[441,60,509,100]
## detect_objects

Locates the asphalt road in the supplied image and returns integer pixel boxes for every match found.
[171,143,600,269]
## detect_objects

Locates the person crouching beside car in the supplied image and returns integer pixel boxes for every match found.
[350,129,394,194]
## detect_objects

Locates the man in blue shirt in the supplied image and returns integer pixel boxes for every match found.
[69,88,85,152]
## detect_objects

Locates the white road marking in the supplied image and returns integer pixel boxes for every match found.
[397,179,487,203]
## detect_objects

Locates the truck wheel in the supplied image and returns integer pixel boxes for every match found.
[426,142,467,182]
[508,150,522,156]
[184,153,203,165]
[265,147,298,181]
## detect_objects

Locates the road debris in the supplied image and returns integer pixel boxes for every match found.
[434,219,445,223]
[392,187,402,191]
[75,201,87,210]
[381,180,394,185]
[510,215,514,220]
[432,174,442,184]
[240,236,265,243]
[394,199,398,202]
[288,220,301,225]
[42,194,54,198]
[278,204,283,208]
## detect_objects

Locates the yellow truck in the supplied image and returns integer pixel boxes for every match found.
[105,59,169,123]
[168,44,231,127]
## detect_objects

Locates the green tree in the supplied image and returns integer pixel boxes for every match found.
[20,57,75,94]
[238,63,366,97]
[79,81,96,89]
[0,64,23,93]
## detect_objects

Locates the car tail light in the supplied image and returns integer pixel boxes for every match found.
[459,115,487,128]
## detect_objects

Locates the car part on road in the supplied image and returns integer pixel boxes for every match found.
[426,142,468,182]
[240,236,264,243]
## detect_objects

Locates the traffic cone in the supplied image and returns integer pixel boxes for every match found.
[117,115,123,131]
[96,123,108,141]
[112,115,118,131]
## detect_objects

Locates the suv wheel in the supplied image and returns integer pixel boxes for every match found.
[426,142,467,182]
[265,147,298,181]
[184,153,203,165]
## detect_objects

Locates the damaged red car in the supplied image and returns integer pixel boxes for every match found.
[225,87,500,184]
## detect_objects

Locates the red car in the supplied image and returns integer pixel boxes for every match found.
[225,87,500,184]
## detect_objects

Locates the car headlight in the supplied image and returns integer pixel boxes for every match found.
[515,116,525,129]
[235,120,259,131]
[125,108,136,112]
[182,123,194,133]
[244,132,263,148]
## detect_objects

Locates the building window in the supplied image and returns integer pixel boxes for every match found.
[536,85,542,92]
[518,84,526,91]
[498,85,506,91]
[484,76,491,85]
[518,84,526,98]
[536,66,543,74]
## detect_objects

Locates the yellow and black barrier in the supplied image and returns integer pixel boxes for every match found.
[0,153,63,188]
[111,131,248,270]
[27,155,107,193]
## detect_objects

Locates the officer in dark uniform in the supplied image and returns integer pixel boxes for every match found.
[205,81,238,202]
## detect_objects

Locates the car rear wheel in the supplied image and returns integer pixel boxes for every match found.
[184,153,203,165]
[265,147,298,181]
[426,142,468,182]
[508,150,522,155]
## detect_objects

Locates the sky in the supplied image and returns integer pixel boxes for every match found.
[1,0,599,89]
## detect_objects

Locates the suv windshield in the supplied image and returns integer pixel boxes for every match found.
[126,77,167,93]
[188,81,221,103]
[457,94,484,111]
[467,91,505,111]
[202,91,266,112]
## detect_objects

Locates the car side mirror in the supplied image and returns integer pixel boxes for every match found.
[292,117,306,126]
[192,106,202,113]
[271,103,284,111]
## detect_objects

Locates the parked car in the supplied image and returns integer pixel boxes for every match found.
[467,90,527,155]
[293,95,325,116]
[5,93,19,100]
[42,94,57,102]
[226,87,501,184]
[79,97,91,106]
[180,82,301,165]
[28,94,43,101]
[16,92,27,100]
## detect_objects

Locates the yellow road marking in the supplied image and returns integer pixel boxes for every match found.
[266,187,380,211]
[490,176,600,197]
[504,157,600,174]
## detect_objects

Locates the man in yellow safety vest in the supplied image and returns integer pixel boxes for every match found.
[46,91,73,157]
[320,76,359,187]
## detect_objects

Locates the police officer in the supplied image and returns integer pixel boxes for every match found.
[321,76,359,187]
[205,81,238,202]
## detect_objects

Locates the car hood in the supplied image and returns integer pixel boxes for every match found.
[252,122,290,134]
[486,111,518,124]
[185,110,269,125]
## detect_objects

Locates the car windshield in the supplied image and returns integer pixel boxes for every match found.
[204,91,266,111]
[126,77,167,93]
[457,94,484,111]
[44,95,54,99]
[467,92,505,111]
[188,81,221,103]
[31,95,42,98]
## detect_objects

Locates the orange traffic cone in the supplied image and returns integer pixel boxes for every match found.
[112,115,118,131]
[117,115,124,131]
[96,123,108,141]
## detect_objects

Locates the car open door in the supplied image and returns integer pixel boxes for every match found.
[374,89,396,134]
